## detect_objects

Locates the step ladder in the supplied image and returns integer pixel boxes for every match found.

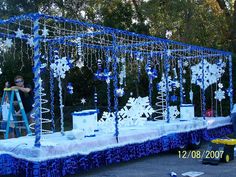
[0,88,32,139]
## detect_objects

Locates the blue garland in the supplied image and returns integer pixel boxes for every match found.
[229,55,233,111]
[201,57,206,119]
[49,45,55,132]
[164,52,170,123]
[179,58,184,105]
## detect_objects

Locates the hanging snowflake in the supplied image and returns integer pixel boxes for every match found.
[183,60,189,67]
[163,106,180,120]
[42,26,49,37]
[81,98,86,104]
[218,83,223,89]
[75,59,84,69]
[27,37,34,47]
[4,38,13,48]
[214,89,225,101]
[191,60,225,90]
[50,55,71,79]
[15,28,24,38]
[115,87,125,97]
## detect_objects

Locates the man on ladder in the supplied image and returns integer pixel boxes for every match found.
[1,75,33,138]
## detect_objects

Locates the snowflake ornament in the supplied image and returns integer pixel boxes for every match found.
[15,28,24,38]
[0,68,2,75]
[42,26,49,37]
[75,59,84,69]
[27,37,34,47]
[218,83,223,89]
[4,38,13,48]
[81,98,86,104]
[50,55,71,79]
[214,89,225,101]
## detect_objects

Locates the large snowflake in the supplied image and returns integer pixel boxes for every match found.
[191,59,225,90]
[50,56,71,79]
[163,106,180,120]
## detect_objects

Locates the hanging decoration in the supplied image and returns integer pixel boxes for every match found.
[81,98,86,105]
[214,83,225,101]
[50,49,72,135]
[67,82,73,94]
[115,87,125,97]
[15,28,24,38]
[4,38,13,48]
[191,59,225,90]
[157,73,180,93]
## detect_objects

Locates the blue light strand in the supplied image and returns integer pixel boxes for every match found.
[201,56,206,119]
[164,52,170,123]
[49,45,55,132]
[112,35,119,143]
[32,17,41,147]
[229,55,233,111]
[106,51,111,113]
[179,58,183,105]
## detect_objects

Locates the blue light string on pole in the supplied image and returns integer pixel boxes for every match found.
[112,34,119,143]
[49,45,55,132]
[32,16,41,147]
[106,51,111,113]
[229,55,233,111]
[179,58,184,105]
[201,55,206,119]
[164,51,170,123]
[147,54,153,106]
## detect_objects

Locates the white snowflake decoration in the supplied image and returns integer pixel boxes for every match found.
[42,26,49,37]
[81,98,86,104]
[218,83,223,89]
[27,37,34,47]
[191,60,225,90]
[15,28,24,38]
[214,89,225,101]
[163,106,180,120]
[50,56,70,79]
[75,59,84,68]
[0,68,2,75]
[4,38,13,48]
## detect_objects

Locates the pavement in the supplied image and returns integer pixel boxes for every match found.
[69,141,236,177]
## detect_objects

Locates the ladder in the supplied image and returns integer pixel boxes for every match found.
[0,88,32,139]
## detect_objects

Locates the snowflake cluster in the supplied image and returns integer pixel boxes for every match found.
[191,59,225,90]
[50,55,71,79]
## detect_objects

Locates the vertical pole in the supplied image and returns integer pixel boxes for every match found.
[229,55,233,111]
[33,16,41,147]
[112,34,119,143]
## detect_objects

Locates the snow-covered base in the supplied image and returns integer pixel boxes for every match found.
[0,117,233,177]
